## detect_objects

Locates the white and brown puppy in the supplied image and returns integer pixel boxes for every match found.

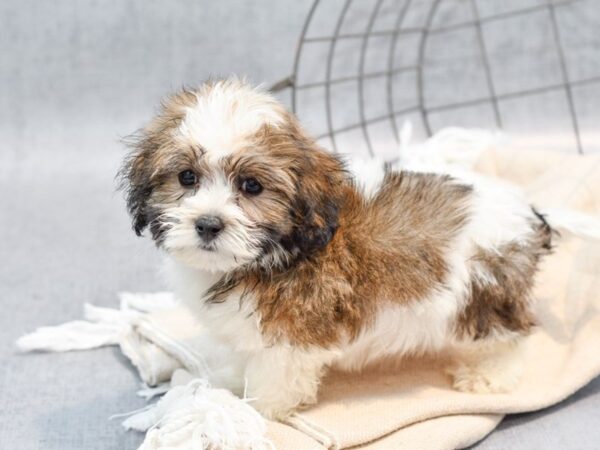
[120,79,552,419]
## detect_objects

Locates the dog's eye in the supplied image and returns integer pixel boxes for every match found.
[241,177,263,195]
[178,170,198,187]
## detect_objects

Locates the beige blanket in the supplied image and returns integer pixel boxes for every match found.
[17,146,600,449]
[267,148,600,450]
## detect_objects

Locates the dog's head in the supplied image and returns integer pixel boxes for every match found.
[119,79,347,272]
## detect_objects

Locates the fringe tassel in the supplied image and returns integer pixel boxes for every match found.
[123,378,273,450]
[15,318,122,352]
[15,292,176,353]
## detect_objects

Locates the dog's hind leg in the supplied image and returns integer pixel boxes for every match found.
[445,337,526,394]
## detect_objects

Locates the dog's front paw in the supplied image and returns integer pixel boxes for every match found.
[247,375,320,420]
[244,346,329,420]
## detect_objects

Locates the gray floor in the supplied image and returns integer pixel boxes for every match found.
[1,1,598,449]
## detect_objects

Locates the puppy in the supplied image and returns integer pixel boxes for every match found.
[120,79,552,419]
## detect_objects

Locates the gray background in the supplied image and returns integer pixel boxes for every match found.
[0,1,598,449]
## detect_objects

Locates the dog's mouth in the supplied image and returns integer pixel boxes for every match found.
[198,243,217,252]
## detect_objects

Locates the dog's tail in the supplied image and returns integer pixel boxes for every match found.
[543,208,600,241]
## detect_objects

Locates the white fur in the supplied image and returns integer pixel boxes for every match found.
[165,259,263,355]
[344,155,387,200]
[335,295,461,372]
[179,80,285,163]
[243,345,338,419]
[162,173,265,272]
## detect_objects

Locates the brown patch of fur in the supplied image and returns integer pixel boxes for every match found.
[209,169,474,347]
[455,218,553,340]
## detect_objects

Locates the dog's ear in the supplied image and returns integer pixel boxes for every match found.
[285,138,347,257]
[118,133,157,236]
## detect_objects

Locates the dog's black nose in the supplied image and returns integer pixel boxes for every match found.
[195,216,224,242]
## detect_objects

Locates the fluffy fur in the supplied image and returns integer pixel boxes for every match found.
[120,79,553,419]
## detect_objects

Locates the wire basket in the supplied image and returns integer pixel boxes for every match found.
[272,0,600,159]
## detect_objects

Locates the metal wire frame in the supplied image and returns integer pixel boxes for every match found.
[272,0,600,156]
